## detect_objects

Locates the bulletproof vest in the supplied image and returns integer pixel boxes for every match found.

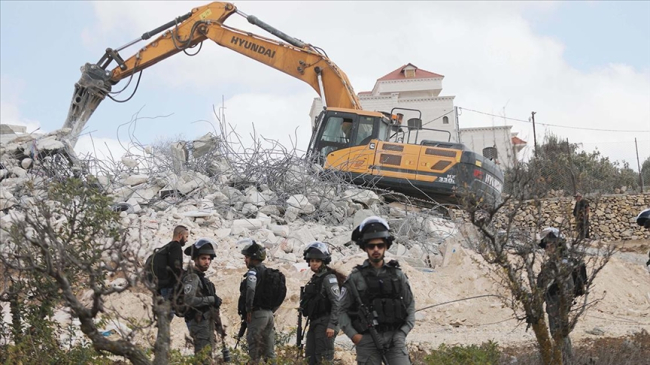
[300,269,333,319]
[238,266,266,314]
[355,262,407,328]
[186,272,214,319]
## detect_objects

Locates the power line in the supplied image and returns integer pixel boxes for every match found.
[458,107,650,133]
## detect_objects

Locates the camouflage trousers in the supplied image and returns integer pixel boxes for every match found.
[247,309,275,363]
[305,316,335,365]
[355,329,410,365]
[186,312,215,359]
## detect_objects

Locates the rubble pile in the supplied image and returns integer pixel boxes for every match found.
[0,129,458,270]
[2,128,648,359]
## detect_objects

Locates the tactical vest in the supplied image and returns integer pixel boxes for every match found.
[186,272,214,320]
[300,269,333,320]
[238,266,265,315]
[352,262,407,331]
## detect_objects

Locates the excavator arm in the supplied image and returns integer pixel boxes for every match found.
[64,1,360,146]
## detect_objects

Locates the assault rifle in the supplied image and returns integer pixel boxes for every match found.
[211,308,231,362]
[234,317,247,350]
[347,279,390,364]
[296,286,307,354]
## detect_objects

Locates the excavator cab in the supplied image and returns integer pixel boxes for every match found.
[308,108,392,166]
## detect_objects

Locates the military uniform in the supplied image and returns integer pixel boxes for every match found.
[183,267,221,357]
[301,267,342,364]
[537,252,574,362]
[239,262,275,363]
[339,259,415,365]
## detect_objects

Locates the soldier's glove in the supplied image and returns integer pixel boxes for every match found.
[213,295,222,308]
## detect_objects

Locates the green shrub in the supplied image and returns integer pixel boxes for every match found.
[421,341,501,365]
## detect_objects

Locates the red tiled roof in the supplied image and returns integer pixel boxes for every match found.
[377,63,444,81]
[511,136,527,145]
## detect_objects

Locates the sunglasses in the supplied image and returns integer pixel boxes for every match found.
[366,243,386,250]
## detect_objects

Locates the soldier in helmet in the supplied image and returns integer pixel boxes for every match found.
[339,216,415,364]
[536,227,574,363]
[300,241,343,364]
[182,238,224,360]
[238,239,275,363]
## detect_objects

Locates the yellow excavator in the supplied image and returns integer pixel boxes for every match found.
[64,1,503,205]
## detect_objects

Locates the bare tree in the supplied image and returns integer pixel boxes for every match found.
[0,177,172,365]
[461,164,615,365]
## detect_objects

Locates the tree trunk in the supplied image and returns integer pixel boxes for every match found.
[531,319,561,365]
[153,297,172,365]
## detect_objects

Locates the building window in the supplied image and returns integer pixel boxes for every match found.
[443,116,449,124]
[404,69,416,78]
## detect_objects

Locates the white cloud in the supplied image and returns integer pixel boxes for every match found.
[75,134,137,161]
[79,1,650,164]
[203,92,315,154]
[0,76,42,133]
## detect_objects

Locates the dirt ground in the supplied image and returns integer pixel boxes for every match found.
[100,238,648,361]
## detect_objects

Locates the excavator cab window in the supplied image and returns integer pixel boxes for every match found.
[353,117,375,146]
[313,115,354,161]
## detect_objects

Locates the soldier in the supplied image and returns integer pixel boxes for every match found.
[238,239,276,363]
[300,242,343,364]
[636,208,650,273]
[339,216,415,365]
[537,227,574,363]
[182,238,224,360]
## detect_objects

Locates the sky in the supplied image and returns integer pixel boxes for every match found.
[1,1,649,168]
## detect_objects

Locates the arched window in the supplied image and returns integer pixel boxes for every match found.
[443,116,449,124]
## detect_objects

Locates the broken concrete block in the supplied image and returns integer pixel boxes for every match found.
[121,156,138,169]
[287,194,315,214]
[270,224,290,238]
[35,136,65,151]
[284,206,300,222]
[193,133,220,158]
[122,174,148,186]
[289,227,316,246]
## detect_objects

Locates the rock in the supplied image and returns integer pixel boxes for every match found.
[586,327,605,336]
[35,136,65,151]
[287,194,315,214]
[20,158,33,169]
[353,209,376,228]
[284,206,300,222]
[259,205,281,216]
[270,224,290,238]
[192,133,219,158]
[121,156,138,168]
[122,174,148,186]
[182,210,214,218]
[289,227,316,246]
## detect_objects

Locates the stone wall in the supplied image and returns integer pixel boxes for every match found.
[489,194,650,242]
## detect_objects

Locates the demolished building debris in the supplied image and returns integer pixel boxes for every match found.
[1,127,648,360]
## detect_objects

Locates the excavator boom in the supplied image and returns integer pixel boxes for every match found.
[64,1,360,146]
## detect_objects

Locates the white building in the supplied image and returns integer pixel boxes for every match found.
[459,126,527,169]
[309,63,459,143]
[308,63,526,168]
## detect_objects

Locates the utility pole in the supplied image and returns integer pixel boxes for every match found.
[635,138,645,192]
[531,111,538,157]
[454,106,461,143]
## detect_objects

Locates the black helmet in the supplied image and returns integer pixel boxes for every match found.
[303,241,332,265]
[636,208,650,228]
[239,238,266,261]
[538,227,564,249]
[184,238,217,259]
[351,216,394,249]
